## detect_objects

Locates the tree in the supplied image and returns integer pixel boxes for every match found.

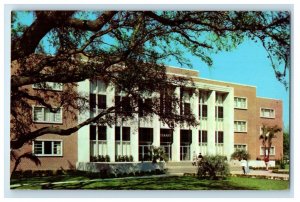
[283,129,290,160]
[259,125,282,170]
[10,11,290,172]
[231,149,250,161]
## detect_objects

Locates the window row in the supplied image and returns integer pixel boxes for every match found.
[32,82,63,91]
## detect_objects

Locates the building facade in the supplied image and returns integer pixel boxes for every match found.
[11,66,283,171]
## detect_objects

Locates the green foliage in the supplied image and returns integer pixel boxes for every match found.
[90,155,110,162]
[151,146,168,163]
[197,155,230,180]
[283,130,290,158]
[231,150,250,160]
[115,155,134,162]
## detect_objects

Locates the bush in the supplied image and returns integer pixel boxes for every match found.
[151,146,168,163]
[231,150,250,161]
[197,155,230,180]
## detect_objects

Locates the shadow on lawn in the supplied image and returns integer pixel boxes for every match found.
[40,176,256,190]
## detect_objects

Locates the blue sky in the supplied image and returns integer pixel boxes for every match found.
[14,11,290,128]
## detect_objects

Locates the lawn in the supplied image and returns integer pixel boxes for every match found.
[11,175,289,190]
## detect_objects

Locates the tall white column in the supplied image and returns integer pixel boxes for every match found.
[106,83,115,162]
[223,89,234,160]
[131,120,139,162]
[153,114,160,147]
[172,87,181,161]
[191,89,199,157]
[207,90,216,155]
[77,79,91,162]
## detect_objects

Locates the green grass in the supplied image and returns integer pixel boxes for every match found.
[11,175,289,190]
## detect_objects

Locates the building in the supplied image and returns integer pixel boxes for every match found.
[11,66,283,171]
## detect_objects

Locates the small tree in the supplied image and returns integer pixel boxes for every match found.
[151,146,168,163]
[231,150,250,161]
[259,125,282,170]
[197,155,230,180]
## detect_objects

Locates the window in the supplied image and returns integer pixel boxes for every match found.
[33,106,62,123]
[90,125,107,140]
[180,129,192,144]
[234,144,247,151]
[234,97,247,109]
[115,96,132,115]
[183,103,191,115]
[160,129,173,143]
[199,130,207,143]
[199,105,208,118]
[90,94,106,110]
[234,121,247,132]
[33,140,62,156]
[160,87,174,115]
[215,106,224,118]
[138,98,153,117]
[32,82,63,91]
[215,131,224,143]
[139,128,153,143]
[260,146,275,156]
[115,127,131,141]
[260,108,275,118]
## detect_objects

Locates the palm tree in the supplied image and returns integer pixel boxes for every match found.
[259,125,282,170]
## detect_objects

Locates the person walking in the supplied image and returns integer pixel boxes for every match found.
[240,158,247,174]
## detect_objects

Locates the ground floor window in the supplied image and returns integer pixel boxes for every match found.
[234,144,247,151]
[33,140,62,156]
[139,128,153,161]
[260,146,275,156]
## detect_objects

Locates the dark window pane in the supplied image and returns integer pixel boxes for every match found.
[199,131,208,143]
[180,130,192,144]
[115,96,121,113]
[115,127,120,141]
[139,128,153,143]
[44,141,52,154]
[98,126,106,140]
[215,131,224,143]
[122,97,132,115]
[98,95,106,109]
[138,98,144,117]
[123,127,130,141]
[160,129,173,143]
[184,103,191,115]
[218,106,224,118]
[90,125,96,140]
[202,105,207,117]
[90,94,96,109]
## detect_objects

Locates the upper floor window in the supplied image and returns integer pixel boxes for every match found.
[234,121,247,132]
[33,140,63,156]
[90,125,107,141]
[215,131,224,143]
[260,108,275,118]
[90,94,106,109]
[32,82,63,91]
[33,106,62,124]
[199,130,208,143]
[90,80,107,94]
[234,97,247,109]
[115,126,131,141]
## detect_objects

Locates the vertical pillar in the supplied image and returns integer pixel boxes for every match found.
[131,119,139,162]
[207,90,216,155]
[77,79,91,162]
[106,83,116,162]
[153,114,160,147]
[172,87,181,161]
[223,89,234,160]
[191,89,199,157]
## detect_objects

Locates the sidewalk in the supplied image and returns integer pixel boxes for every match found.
[230,169,289,180]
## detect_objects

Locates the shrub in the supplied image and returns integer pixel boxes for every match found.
[151,146,168,163]
[231,150,250,161]
[197,155,230,180]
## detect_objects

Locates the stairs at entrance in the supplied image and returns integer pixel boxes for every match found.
[165,161,197,175]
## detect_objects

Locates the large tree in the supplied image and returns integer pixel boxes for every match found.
[10,11,290,170]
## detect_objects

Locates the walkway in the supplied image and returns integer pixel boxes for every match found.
[230,169,289,180]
